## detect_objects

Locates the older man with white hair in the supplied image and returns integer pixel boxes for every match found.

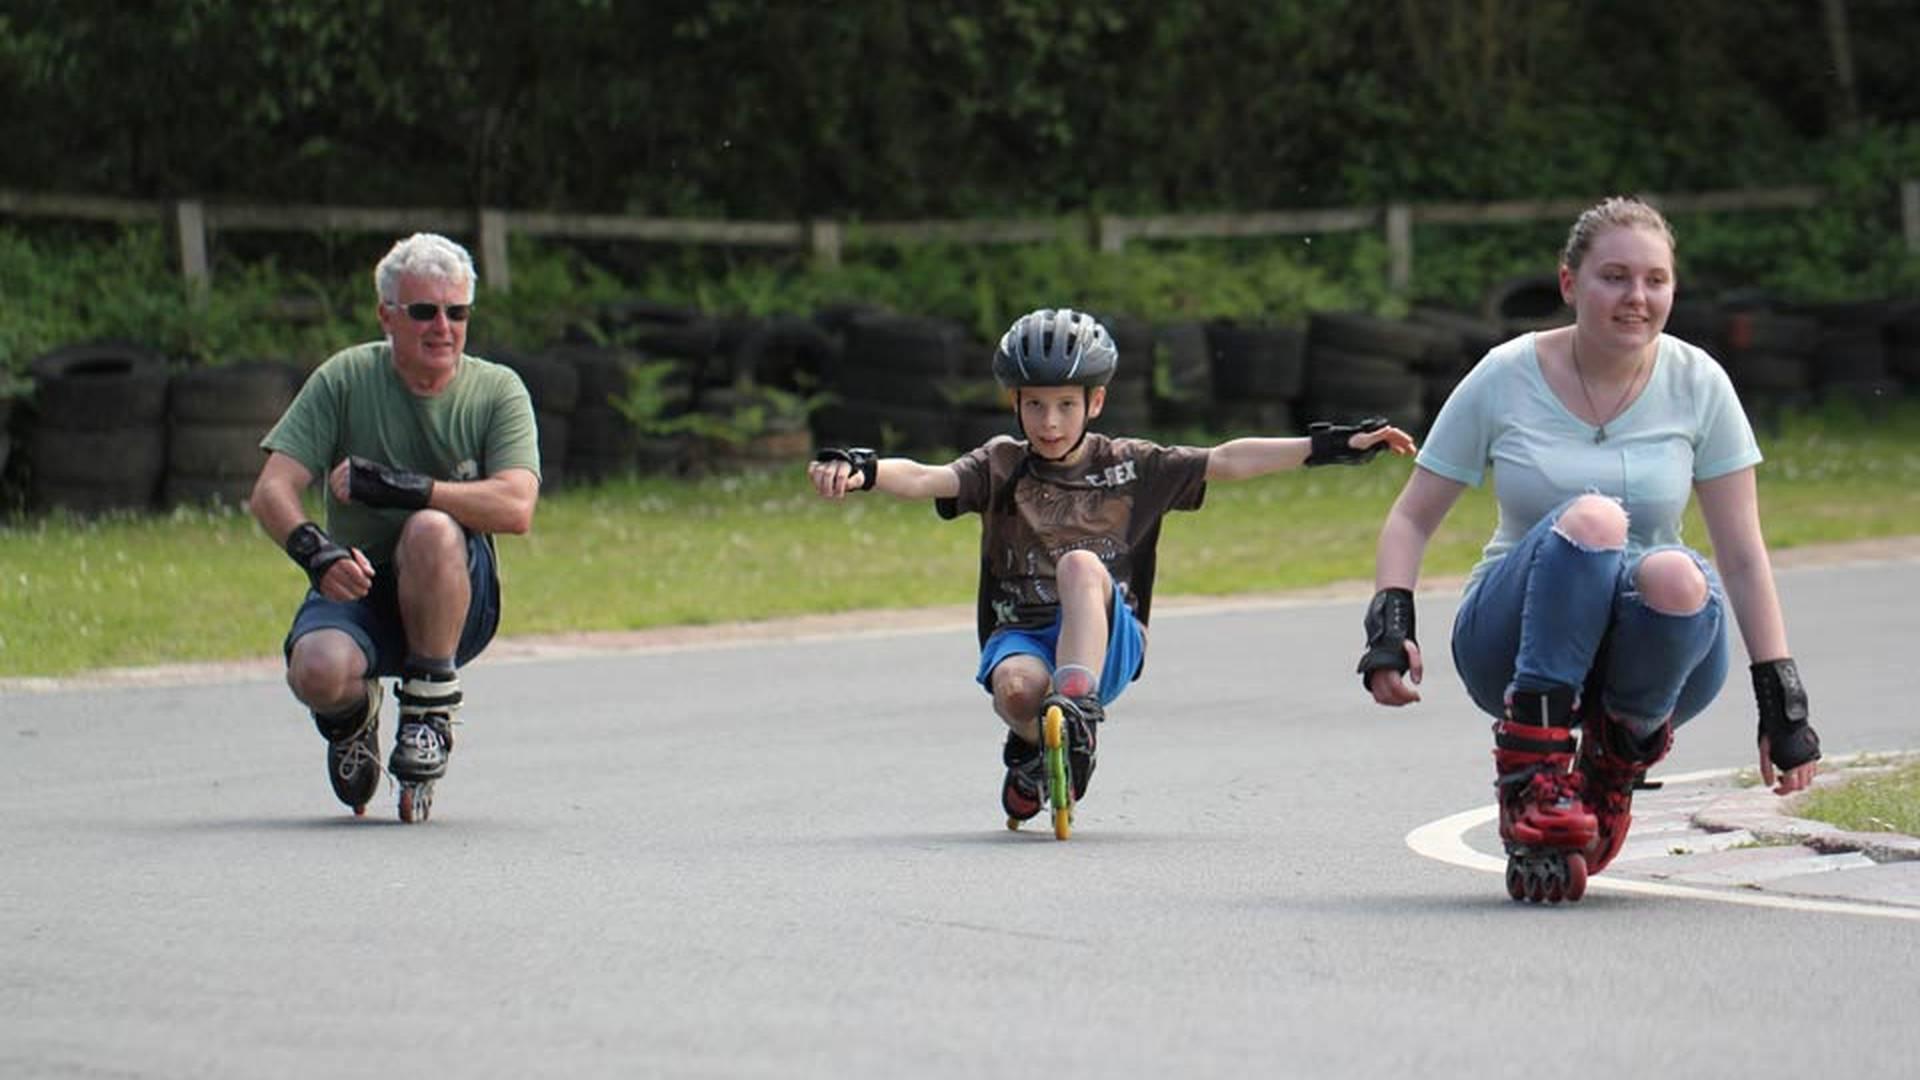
[250,233,540,822]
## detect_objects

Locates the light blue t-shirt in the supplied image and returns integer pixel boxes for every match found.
[1418,332,1762,587]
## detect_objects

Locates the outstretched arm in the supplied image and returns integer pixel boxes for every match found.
[1362,466,1466,707]
[809,452,960,501]
[1205,421,1415,482]
[1697,467,1819,795]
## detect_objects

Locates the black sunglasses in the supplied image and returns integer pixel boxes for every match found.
[391,301,472,322]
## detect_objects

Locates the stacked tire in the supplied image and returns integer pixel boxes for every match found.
[27,343,171,514]
[1484,274,1571,337]
[1801,301,1903,412]
[1205,320,1307,434]
[165,360,300,508]
[1303,313,1429,432]
[1407,307,1505,423]
[815,313,977,453]
[1888,306,1920,391]
[550,344,683,481]
[1722,308,1816,419]
[1092,313,1155,436]
[1150,322,1213,428]
[490,348,581,491]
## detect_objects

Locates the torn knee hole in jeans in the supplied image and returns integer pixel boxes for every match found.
[1547,524,1627,555]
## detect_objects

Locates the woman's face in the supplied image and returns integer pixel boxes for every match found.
[1560,224,1674,353]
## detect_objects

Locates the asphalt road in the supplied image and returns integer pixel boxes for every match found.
[4,557,1918,1078]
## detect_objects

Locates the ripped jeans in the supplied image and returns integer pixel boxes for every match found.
[1451,498,1729,735]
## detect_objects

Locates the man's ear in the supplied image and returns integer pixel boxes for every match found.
[1086,385,1106,418]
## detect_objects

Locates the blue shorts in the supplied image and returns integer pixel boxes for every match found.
[283,531,501,679]
[975,601,1146,706]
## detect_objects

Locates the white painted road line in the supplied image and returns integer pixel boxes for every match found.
[1405,767,1920,922]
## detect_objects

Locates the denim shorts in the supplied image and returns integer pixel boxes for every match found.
[976,601,1146,706]
[283,531,501,679]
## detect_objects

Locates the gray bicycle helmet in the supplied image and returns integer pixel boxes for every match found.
[991,308,1118,389]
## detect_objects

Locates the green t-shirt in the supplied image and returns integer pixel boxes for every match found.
[261,341,540,564]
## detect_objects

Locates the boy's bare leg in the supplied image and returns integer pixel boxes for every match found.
[1054,550,1114,699]
[991,655,1050,744]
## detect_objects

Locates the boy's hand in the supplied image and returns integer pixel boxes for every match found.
[809,447,877,499]
[1359,423,1417,458]
[1305,418,1417,466]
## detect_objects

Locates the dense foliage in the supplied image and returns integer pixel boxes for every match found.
[4,1,1918,217]
[2,3,1918,376]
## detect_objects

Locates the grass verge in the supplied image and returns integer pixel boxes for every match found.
[1795,758,1920,837]
[4,400,1920,677]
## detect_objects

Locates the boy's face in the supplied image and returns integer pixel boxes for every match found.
[1017,385,1106,460]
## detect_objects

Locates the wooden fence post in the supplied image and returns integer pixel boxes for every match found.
[478,208,511,293]
[809,219,842,268]
[1095,214,1127,254]
[1386,201,1412,294]
[173,199,209,299]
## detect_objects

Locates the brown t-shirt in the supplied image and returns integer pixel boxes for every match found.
[937,433,1210,645]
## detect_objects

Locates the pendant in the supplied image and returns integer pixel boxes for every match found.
[1593,424,1607,444]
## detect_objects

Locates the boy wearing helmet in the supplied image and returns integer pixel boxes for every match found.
[809,308,1414,826]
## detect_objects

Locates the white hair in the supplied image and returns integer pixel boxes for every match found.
[374,233,477,303]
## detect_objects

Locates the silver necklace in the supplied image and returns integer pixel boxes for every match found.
[1570,333,1647,444]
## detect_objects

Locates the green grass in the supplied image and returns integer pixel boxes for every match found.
[4,400,1920,677]
[1795,758,1920,837]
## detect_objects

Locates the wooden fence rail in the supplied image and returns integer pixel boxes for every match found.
[3,182,1914,297]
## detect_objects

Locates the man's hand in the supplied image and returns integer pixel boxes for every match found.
[333,456,433,510]
[284,522,375,600]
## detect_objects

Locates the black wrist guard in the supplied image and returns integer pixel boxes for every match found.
[814,446,878,491]
[1357,587,1416,689]
[1306,417,1389,467]
[348,456,433,510]
[1752,658,1820,772]
[284,522,351,592]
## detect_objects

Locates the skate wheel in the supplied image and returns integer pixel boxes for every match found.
[1525,867,1547,903]
[398,782,432,824]
[1564,852,1588,902]
[1505,862,1526,901]
[1007,817,1022,831]
[352,803,367,818]
[1041,705,1072,840]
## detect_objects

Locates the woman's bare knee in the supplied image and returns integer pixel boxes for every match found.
[1636,549,1709,615]
[1553,494,1628,549]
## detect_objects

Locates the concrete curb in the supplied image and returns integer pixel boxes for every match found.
[1691,759,1920,864]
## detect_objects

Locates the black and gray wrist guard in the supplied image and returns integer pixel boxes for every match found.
[284,522,351,592]
[348,456,433,510]
[1306,417,1389,467]
[1752,658,1820,772]
[814,447,878,491]
[1357,587,1416,689]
